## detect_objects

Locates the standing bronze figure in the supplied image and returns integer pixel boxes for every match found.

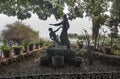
[50,14,70,49]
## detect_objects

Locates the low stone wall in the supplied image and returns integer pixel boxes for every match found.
[91,52,120,65]
[77,49,120,65]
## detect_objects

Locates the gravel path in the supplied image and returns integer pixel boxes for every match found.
[0,49,120,78]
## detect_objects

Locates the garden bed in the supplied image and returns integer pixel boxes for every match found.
[0,49,120,78]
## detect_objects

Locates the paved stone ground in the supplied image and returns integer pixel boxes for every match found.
[0,49,120,78]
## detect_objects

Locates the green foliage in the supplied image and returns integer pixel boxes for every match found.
[43,41,52,46]
[113,50,120,56]
[2,21,39,44]
[107,0,120,36]
[0,0,84,20]
[110,0,120,26]
[68,33,78,39]
[12,45,24,52]
[12,45,23,49]
[76,40,83,46]
[22,41,30,47]
[0,40,12,51]
[0,45,12,51]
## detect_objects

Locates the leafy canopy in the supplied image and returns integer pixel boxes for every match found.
[0,0,84,20]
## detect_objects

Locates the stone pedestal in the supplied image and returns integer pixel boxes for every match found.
[52,55,64,68]
[40,44,82,67]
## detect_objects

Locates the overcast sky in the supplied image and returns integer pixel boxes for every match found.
[0,12,111,39]
[0,13,93,38]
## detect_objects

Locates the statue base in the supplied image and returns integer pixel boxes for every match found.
[40,45,82,68]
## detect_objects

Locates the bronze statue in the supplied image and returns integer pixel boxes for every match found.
[50,14,71,49]
[48,27,61,45]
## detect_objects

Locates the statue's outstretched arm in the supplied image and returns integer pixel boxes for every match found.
[50,21,63,26]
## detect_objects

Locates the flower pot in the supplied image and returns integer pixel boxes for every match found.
[3,50,11,58]
[35,44,39,49]
[29,44,34,51]
[13,48,22,55]
[39,42,44,48]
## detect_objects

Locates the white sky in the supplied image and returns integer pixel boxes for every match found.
[0,13,112,39]
[0,13,94,38]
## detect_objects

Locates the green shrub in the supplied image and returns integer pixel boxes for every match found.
[0,45,12,51]
[0,40,12,51]
[12,45,24,50]
[22,41,30,47]
[113,50,120,56]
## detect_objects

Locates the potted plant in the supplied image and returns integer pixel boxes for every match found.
[39,40,44,48]
[29,43,35,51]
[22,41,30,52]
[0,45,12,58]
[35,43,40,49]
[13,45,23,55]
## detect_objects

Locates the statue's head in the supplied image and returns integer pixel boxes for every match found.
[48,28,53,31]
[63,14,67,19]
